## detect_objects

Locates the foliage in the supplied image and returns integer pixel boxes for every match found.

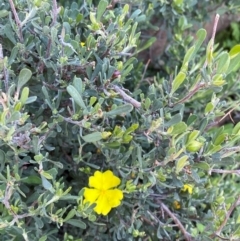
[1,0,240,240]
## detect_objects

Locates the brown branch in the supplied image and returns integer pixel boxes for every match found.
[211,195,240,238]
[113,85,141,108]
[173,82,206,106]
[8,0,23,43]
[158,200,193,241]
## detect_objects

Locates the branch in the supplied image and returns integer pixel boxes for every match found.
[211,195,240,238]
[8,0,23,42]
[173,82,206,106]
[51,0,58,27]
[112,85,141,108]
[209,169,240,176]
[158,200,193,241]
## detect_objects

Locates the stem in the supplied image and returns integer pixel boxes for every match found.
[203,14,219,68]
[113,85,141,108]
[211,195,240,238]
[158,200,193,241]
[8,0,23,42]
[173,82,206,105]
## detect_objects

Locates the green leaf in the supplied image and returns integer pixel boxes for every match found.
[20,87,29,105]
[168,122,187,135]
[204,102,214,114]
[226,54,240,75]
[66,219,86,229]
[176,155,189,174]
[187,130,200,142]
[41,175,53,191]
[73,76,83,94]
[214,133,226,145]
[0,10,8,18]
[97,0,108,21]
[67,85,86,109]
[182,46,195,66]
[8,46,19,65]
[165,113,182,127]
[206,38,214,65]
[64,209,76,222]
[191,28,207,58]
[171,71,186,94]
[229,44,240,59]
[39,236,47,241]
[82,132,102,143]
[22,175,41,185]
[104,104,133,117]
[137,37,156,53]
[17,68,32,91]
[193,162,210,171]
[216,52,230,74]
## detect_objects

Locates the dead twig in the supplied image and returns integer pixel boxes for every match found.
[158,200,193,241]
[113,85,141,108]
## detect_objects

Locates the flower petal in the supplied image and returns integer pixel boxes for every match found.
[89,170,121,190]
[89,171,103,189]
[83,188,100,203]
[105,189,123,207]
[94,193,112,215]
[102,170,121,190]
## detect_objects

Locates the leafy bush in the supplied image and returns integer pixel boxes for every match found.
[1,0,240,240]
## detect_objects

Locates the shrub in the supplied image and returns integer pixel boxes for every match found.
[1,0,240,240]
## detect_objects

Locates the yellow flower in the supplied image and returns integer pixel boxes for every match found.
[80,42,85,47]
[83,170,123,215]
[173,200,181,209]
[181,184,193,194]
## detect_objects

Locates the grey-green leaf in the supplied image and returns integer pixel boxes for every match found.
[66,219,86,229]
[97,0,108,21]
[18,68,32,91]
[82,132,102,143]
[67,85,86,109]
[104,104,133,117]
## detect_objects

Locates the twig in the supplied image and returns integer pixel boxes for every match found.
[8,0,23,42]
[211,195,240,238]
[136,59,151,89]
[51,0,58,27]
[209,169,240,176]
[113,85,141,108]
[205,106,236,131]
[172,82,206,106]
[203,14,219,68]
[158,200,193,241]
[0,44,9,91]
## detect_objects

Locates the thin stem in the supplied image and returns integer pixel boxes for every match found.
[173,82,206,106]
[113,85,141,108]
[8,0,23,42]
[51,0,58,27]
[158,200,193,241]
[211,195,240,238]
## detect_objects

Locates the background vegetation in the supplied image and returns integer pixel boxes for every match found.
[1,0,240,240]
